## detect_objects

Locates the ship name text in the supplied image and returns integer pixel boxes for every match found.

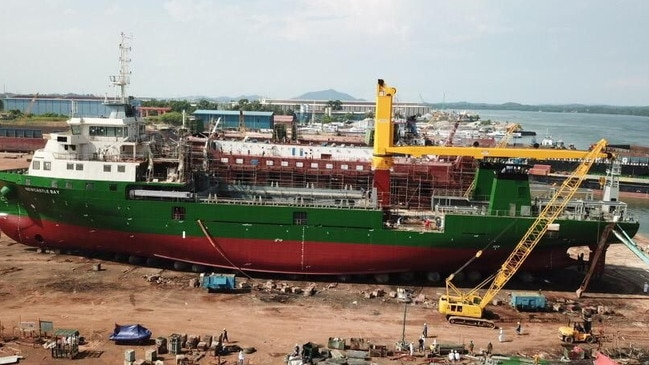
[24,187,60,195]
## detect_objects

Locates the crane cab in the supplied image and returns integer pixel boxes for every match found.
[438,295,483,318]
[438,295,495,328]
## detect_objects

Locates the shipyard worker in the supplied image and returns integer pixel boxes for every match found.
[422,322,428,338]
[454,350,460,362]
[644,281,648,294]
[418,335,425,352]
[409,342,414,356]
[486,342,493,355]
[448,350,455,362]
[498,328,504,342]
[468,340,474,355]
[222,328,229,343]
[516,321,522,335]
[214,341,223,364]
[238,349,245,365]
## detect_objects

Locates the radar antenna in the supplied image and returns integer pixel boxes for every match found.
[109,32,132,104]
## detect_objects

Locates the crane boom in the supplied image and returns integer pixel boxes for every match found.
[481,139,606,302]
[25,92,39,115]
[385,143,608,160]
[494,123,522,148]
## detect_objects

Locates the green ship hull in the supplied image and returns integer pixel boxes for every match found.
[0,165,639,278]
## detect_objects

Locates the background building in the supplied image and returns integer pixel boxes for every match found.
[193,110,274,130]
[260,98,431,123]
[3,95,114,117]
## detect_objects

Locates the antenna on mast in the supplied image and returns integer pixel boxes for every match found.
[109,32,132,103]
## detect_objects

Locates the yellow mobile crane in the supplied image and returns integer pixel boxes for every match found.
[436,137,608,328]
[372,80,613,327]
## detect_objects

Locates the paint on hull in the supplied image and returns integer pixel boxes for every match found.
[0,212,578,275]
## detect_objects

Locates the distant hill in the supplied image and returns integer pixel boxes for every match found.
[294,89,361,101]
[428,102,649,118]
[165,90,361,103]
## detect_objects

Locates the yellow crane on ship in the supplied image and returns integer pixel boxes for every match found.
[372,79,613,327]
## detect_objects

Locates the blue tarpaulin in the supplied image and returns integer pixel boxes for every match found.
[201,273,236,290]
[109,324,152,342]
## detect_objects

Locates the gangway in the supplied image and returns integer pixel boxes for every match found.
[612,227,649,266]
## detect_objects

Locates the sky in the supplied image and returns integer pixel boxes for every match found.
[1,0,648,106]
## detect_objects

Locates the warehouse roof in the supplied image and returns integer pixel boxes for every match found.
[193,110,273,117]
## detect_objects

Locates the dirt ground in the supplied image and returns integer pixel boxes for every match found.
[1,153,649,365]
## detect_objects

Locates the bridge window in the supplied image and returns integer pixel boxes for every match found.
[293,211,307,225]
[172,206,185,220]
[75,163,83,171]
[103,165,111,172]
[32,160,40,170]
[67,163,74,170]
[44,162,51,171]
[117,165,126,173]
[89,126,108,136]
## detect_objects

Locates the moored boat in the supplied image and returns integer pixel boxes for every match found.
[0,34,640,282]
[0,127,46,152]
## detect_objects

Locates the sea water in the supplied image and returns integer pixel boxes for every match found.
[475,110,649,150]
[474,109,649,236]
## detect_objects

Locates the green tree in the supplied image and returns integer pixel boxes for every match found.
[326,100,343,111]
[169,100,193,113]
[231,99,249,110]
[196,99,217,110]
[160,111,183,125]
[321,115,335,124]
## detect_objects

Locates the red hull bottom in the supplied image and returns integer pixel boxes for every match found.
[0,214,574,277]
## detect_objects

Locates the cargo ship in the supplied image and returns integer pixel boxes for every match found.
[0,35,640,282]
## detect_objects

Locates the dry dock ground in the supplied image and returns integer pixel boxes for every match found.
[1,154,649,365]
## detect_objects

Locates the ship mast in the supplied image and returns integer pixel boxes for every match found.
[109,32,132,104]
